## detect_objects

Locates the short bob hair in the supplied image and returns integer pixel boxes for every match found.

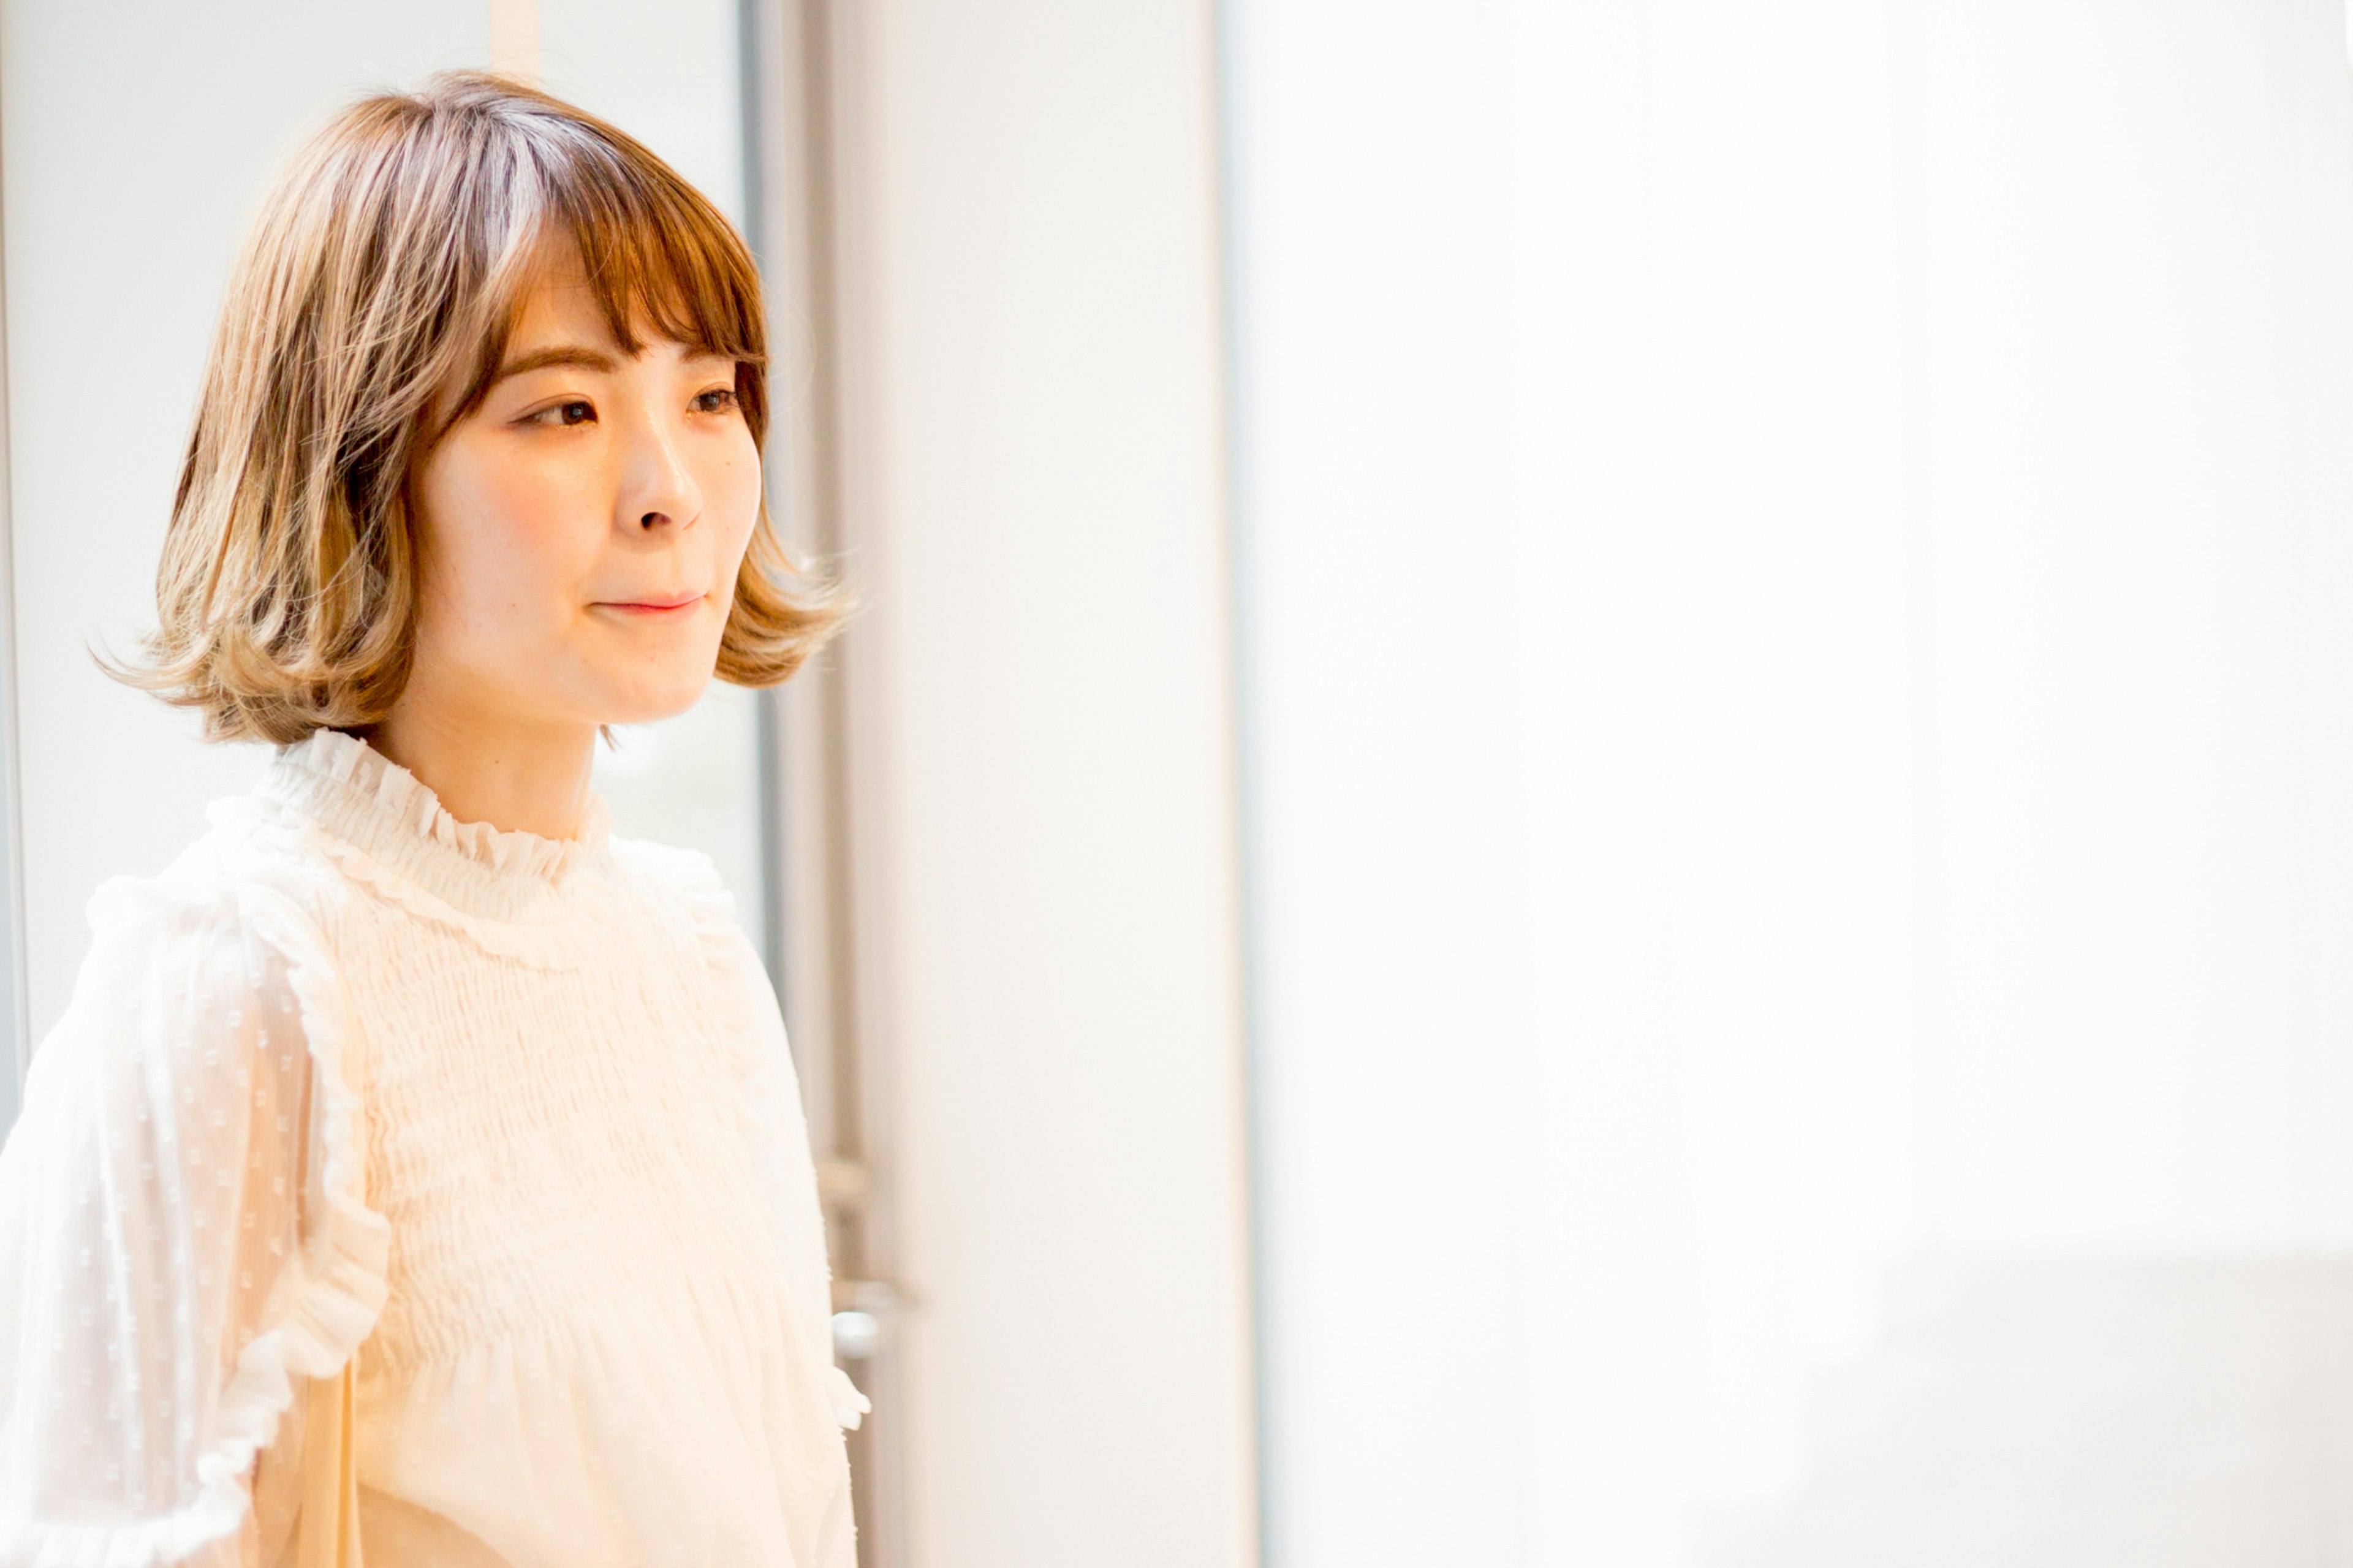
[115,71,841,744]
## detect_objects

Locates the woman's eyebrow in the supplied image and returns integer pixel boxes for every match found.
[491,344,620,384]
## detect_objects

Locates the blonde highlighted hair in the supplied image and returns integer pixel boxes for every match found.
[113,71,840,743]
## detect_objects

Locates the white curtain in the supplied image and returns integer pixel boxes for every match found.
[1226,1,2353,1561]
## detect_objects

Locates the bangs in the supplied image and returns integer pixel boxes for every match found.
[444,99,768,432]
[539,138,763,363]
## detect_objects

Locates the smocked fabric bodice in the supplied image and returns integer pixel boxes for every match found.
[0,729,864,1568]
[262,736,786,1376]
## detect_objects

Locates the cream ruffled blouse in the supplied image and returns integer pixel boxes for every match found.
[0,729,865,1567]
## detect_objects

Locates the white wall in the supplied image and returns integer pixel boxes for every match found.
[539,0,743,220]
[1226,0,2353,1562]
[834,2,1259,1564]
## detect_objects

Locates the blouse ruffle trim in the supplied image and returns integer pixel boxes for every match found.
[294,826,604,972]
[207,787,608,972]
[275,729,611,884]
[3,868,392,1568]
[252,730,615,936]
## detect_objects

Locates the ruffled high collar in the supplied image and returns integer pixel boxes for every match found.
[257,729,613,925]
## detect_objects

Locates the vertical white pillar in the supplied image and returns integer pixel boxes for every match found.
[0,50,25,1119]
[834,2,1259,1563]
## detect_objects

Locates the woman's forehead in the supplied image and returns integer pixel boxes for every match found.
[502,249,733,363]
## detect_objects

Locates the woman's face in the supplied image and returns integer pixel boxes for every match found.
[407,256,760,733]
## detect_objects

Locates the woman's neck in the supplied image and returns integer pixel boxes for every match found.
[362,694,599,844]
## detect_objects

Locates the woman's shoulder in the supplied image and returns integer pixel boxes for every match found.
[605,833,738,917]
[23,808,332,1168]
[602,836,766,1004]
[55,800,351,1060]
[81,793,329,945]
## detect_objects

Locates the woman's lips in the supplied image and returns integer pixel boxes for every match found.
[596,592,704,618]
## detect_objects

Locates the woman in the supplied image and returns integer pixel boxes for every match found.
[0,72,863,1567]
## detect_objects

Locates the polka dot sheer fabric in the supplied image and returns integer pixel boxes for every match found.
[0,731,865,1567]
[0,884,344,1568]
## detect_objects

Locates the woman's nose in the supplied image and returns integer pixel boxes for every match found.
[621,413,702,533]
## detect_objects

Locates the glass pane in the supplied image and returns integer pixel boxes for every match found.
[592,684,768,968]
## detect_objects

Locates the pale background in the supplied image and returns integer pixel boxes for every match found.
[7,0,2353,1564]
[1235,3,2353,1562]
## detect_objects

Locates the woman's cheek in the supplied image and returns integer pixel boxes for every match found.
[488,466,604,605]
[718,438,764,562]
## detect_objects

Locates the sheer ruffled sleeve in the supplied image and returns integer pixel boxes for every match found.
[0,873,387,1567]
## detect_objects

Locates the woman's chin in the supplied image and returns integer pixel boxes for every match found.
[593,664,710,725]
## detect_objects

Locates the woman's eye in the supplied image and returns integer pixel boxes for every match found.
[692,387,738,415]
[526,399,596,427]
